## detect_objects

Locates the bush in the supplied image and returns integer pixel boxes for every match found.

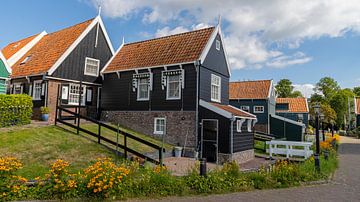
[40,107,49,115]
[0,94,33,127]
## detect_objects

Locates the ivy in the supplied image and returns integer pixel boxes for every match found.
[0,94,33,127]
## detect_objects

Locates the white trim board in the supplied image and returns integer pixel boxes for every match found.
[100,37,125,74]
[6,31,47,67]
[270,114,305,127]
[0,51,11,74]
[48,16,114,75]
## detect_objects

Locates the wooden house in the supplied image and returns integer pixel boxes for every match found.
[276,97,309,127]
[100,23,257,164]
[1,15,114,122]
[0,51,11,94]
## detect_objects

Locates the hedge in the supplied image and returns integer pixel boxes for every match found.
[0,94,33,127]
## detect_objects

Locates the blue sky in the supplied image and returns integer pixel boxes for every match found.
[1,0,360,96]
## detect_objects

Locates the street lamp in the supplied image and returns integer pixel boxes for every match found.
[313,103,321,172]
[320,114,325,141]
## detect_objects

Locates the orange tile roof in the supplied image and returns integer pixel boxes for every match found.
[2,33,40,59]
[229,80,272,99]
[104,27,215,72]
[356,98,360,115]
[10,18,93,78]
[211,102,256,119]
[276,97,309,113]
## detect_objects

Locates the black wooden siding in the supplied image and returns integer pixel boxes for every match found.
[199,67,229,105]
[11,76,45,108]
[199,106,230,154]
[101,64,197,111]
[232,120,254,152]
[202,34,230,77]
[52,25,113,83]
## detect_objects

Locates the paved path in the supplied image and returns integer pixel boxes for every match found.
[142,136,360,202]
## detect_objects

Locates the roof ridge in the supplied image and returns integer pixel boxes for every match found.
[124,26,215,46]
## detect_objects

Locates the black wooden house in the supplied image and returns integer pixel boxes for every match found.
[100,23,257,164]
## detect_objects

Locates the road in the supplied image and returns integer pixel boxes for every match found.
[142,136,360,202]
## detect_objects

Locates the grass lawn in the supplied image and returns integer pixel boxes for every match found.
[0,123,172,179]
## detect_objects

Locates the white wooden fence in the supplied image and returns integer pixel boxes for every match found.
[266,140,313,159]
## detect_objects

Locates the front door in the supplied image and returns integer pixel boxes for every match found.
[201,119,218,163]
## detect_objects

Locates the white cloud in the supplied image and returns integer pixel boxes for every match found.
[155,26,189,38]
[93,0,360,69]
[293,84,315,98]
[266,52,312,68]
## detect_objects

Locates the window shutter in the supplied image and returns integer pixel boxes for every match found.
[20,84,24,94]
[86,87,93,105]
[61,84,69,104]
[41,83,45,96]
[29,84,32,96]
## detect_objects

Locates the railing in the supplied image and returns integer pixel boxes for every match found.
[266,140,313,160]
[55,104,164,165]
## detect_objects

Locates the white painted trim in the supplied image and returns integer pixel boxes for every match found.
[7,31,47,67]
[136,76,150,101]
[199,99,232,119]
[210,74,221,103]
[253,106,265,113]
[267,79,274,99]
[44,76,102,86]
[102,61,194,75]
[154,117,166,135]
[198,24,231,76]
[32,80,42,100]
[100,38,125,74]
[271,114,306,127]
[84,57,100,77]
[166,74,182,100]
[0,51,11,74]
[48,16,114,75]
[304,97,309,113]
[228,105,257,119]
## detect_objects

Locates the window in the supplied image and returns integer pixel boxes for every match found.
[62,85,69,100]
[68,84,85,105]
[154,118,166,135]
[137,77,150,100]
[240,106,250,112]
[254,106,264,113]
[33,80,42,100]
[166,74,181,100]
[216,39,221,51]
[211,74,221,102]
[13,83,22,94]
[20,56,31,65]
[84,57,100,77]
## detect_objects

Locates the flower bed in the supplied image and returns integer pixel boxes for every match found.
[0,136,339,201]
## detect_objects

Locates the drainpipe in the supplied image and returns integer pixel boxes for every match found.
[230,116,235,154]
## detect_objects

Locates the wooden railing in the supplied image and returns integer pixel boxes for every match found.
[266,140,313,160]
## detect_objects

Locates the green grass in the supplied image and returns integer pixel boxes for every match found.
[0,123,173,179]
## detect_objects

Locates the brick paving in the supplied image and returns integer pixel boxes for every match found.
[135,136,360,202]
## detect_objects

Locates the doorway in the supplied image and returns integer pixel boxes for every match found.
[201,119,218,163]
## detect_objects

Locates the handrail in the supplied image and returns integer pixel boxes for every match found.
[56,105,163,164]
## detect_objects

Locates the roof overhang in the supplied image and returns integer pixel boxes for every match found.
[0,51,11,74]
[271,114,306,127]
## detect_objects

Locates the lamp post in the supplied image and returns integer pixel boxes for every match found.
[313,103,321,172]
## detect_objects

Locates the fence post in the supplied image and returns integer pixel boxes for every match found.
[98,124,101,144]
[159,148,163,165]
[55,84,60,126]
[124,135,127,159]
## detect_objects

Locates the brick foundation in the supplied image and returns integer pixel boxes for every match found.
[218,149,254,164]
[101,110,197,148]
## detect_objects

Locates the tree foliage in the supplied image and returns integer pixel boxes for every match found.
[275,79,303,98]
[314,77,340,100]
[353,87,360,97]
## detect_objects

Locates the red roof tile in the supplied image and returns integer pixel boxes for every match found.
[229,80,272,99]
[276,97,309,113]
[211,102,256,119]
[2,33,40,59]
[9,18,93,78]
[104,27,215,72]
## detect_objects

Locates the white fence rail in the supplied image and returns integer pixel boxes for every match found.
[266,140,313,160]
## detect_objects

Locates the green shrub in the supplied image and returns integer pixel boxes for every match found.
[40,107,49,114]
[0,94,33,127]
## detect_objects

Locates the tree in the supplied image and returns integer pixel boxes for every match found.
[315,77,340,100]
[353,87,360,97]
[291,90,303,98]
[275,79,294,98]
[329,89,355,128]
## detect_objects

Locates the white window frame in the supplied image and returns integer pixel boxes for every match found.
[68,84,86,106]
[137,77,150,101]
[84,57,100,77]
[211,74,221,103]
[240,106,250,112]
[254,106,265,113]
[154,117,166,135]
[216,39,221,51]
[32,80,42,100]
[166,74,181,100]
[13,83,22,94]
